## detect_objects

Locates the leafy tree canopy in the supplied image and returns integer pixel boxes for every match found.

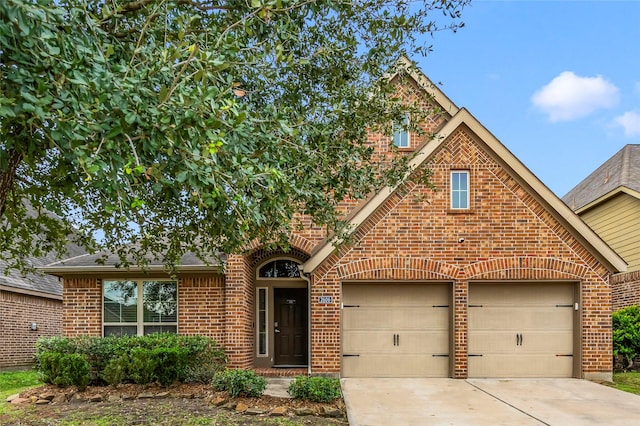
[0,0,468,271]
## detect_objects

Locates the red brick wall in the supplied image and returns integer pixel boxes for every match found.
[63,277,102,337]
[224,255,255,368]
[178,275,225,343]
[308,128,612,378]
[0,290,62,368]
[612,270,640,310]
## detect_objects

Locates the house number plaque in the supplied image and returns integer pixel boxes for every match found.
[318,296,333,304]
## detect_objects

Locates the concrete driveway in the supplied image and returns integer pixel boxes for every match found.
[341,378,640,425]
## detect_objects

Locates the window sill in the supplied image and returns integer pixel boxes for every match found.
[447,209,474,215]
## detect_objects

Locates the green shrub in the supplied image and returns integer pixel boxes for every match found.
[288,376,341,403]
[180,336,227,383]
[153,347,188,386]
[38,352,90,390]
[212,369,267,397]
[613,306,640,370]
[129,348,157,385]
[35,334,227,386]
[101,354,130,386]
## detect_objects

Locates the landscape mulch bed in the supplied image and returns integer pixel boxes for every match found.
[2,382,347,425]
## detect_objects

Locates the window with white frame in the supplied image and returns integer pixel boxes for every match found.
[393,114,410,148]
[450,170,470,209]
[256,287,267,356]
[103,280,177,336]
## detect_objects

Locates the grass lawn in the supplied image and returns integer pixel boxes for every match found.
[612,372,640,395]
[0,368,42,416]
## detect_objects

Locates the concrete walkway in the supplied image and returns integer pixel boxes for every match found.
[264,377,294,398]
[341,378,640,426]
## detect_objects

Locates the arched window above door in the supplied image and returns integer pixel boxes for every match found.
[258,259,301,278]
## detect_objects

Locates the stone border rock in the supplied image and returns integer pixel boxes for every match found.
[7,390,345,420]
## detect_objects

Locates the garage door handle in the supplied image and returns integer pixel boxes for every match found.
[393,334,400,346]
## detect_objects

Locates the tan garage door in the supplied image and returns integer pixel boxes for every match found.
[468,283,575,378]
[342,284,450,378]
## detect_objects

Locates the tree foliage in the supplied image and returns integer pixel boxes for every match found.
[0,0,468,270]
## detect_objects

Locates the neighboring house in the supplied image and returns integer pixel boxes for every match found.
[0,254,68,369]
[42,58,626,381]
[563,144,640,310]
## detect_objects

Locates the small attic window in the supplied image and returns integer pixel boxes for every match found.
[451,170,469,210]
[259,259,301,278]
[393,114,410,148]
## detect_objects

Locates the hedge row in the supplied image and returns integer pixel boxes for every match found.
[35,334,227,388]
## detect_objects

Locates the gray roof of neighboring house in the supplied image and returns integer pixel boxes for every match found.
[0,243,86,297]
[562,144,640,211]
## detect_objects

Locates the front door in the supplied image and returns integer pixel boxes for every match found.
[274,288,308,366]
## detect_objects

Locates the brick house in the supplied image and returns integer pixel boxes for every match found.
[1,256,66,369]
[42,58,626,381]
[563,144,640,311]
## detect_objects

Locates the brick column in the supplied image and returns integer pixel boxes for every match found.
[63,277,102,337]
[224,254,254,368]
[453,279,468,378]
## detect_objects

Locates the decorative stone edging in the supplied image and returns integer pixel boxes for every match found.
[6,391,344,419]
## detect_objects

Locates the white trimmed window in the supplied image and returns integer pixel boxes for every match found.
[256,287,268,356]
[103,280,177,336]
[451,170,470,209]
[393,114,410,148]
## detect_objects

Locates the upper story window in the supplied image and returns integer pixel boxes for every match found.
[258,259,301,278]
[451,170,469,210]
[103,280,177,336]
[393,114,410,148]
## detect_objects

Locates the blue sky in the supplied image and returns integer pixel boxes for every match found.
[416,0,640,197]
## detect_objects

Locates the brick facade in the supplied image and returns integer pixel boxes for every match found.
[612,270,640,311]
[0,290,62,368]
[308,128,612,378]
[56,63,619,380]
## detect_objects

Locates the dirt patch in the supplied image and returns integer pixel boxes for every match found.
[2,383,347,425]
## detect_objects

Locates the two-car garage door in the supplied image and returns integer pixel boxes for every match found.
[341,282,576,378]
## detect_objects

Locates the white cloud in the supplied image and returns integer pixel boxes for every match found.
[615,111,640,137]
[531,71,619,122]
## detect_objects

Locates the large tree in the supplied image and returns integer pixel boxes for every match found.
[0,0,468,270]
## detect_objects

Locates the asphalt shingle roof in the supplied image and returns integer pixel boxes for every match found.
[0,243,86,296]
[562,144,640,211]
[47,248,225,268]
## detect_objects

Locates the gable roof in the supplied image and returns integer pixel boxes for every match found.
[562,144,640,212]
[302,66,627,274]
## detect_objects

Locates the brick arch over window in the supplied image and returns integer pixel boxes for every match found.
[336,257,459,281]
[246,246,310,269]
[462,257,589,281]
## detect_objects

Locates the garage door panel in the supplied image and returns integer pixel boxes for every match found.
[468,283,574,378]
[344,307,449,330]
[470,285,573,305]
[343,330,449,353]
[343,354,450,378]
[470,307,573,330]
[342,284,450,378]
[344,285,448,306]
[469,355,573,378]
[469,331,573,353]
